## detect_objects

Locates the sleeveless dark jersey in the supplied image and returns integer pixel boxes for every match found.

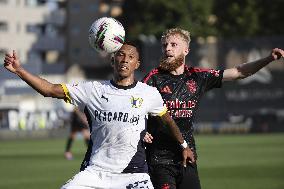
[142,66,223,165]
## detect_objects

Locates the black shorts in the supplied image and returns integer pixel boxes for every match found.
[149,163,201,189]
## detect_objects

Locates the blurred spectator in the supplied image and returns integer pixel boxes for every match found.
[64,107,90,160]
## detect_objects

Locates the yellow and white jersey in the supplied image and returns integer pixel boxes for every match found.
[61,80,167,173]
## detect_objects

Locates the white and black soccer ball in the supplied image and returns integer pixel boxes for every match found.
[88,17,125,54]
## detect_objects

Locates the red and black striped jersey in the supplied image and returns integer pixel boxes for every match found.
[142,66,224,165]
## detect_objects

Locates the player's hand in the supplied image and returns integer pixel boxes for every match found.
[143,132,153,143]
[3,50,22,74]
[182,147,195,167]
[271,48,284,60]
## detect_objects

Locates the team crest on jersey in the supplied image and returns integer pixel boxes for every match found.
[186,79,197,94]
[131,96,143,108]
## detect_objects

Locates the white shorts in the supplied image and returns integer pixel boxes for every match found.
[61,168,154,189]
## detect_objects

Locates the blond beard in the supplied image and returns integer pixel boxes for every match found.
[158,55,185,72]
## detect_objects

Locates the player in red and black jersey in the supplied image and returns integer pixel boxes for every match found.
[143,66,223,161]
[142,28,284,189]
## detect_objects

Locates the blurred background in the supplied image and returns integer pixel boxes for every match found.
[0,0,283,135]
[0,1,283,189]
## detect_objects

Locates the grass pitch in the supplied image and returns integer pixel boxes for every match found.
[197,134,284,189]
[0,134,283,189]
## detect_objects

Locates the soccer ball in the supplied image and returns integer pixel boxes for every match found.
[88,17,125,54]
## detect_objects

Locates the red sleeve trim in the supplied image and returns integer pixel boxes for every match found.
[142,68,159,83]
[185,65,220,77]
[185,65,210,73]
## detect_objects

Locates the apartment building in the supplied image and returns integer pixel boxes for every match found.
[0,0,125,130]
[0,0,66,66]
[0,0,67,93]
[0,0,68,129]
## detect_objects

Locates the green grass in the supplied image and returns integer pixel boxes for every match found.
[0,134,284,189]
[197,134,284,189]
[0,138,86,189]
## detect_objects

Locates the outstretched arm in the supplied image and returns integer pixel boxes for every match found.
[157,112,195,166]
[4,50,65,98]
[223,48,284,81]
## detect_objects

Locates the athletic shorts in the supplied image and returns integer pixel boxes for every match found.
[61,168,154,189]
[149,163,201,189]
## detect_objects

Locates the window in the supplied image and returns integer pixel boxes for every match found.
[0,22,8,32]
[25,0,37,6]
[25,0,46,7]
[26,24,47,35]
[26,24,41,34]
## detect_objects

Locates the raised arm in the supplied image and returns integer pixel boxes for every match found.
[4,50,65,99]
[223,48,284,81]
[158,112,195,166]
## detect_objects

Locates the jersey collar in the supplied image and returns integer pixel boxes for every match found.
[158,67,186,78]
[110,80,138,90]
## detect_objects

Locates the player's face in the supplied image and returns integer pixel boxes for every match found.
[161,34,189,61]
[160,34,189,71]
[113,44,140,78]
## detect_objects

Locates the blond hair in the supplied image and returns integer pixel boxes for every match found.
[161,28,191,46]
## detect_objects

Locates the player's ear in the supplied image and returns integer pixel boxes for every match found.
[135,60,140,69]
[184,47,190,56]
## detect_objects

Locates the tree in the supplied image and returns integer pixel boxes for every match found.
[213,0,284,38]
[118,0,216,41]
[118,0,284,41]
[255,0,284,36]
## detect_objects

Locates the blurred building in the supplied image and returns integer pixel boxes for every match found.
[66,0,124,79]
[0,0,125,130]
[0,0,68,130]
[0,0,66,69]
[0,0,67,95]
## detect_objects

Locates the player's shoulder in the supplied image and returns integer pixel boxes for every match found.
[142,68,160,83]
[185,66,222,77]
[70,80,112,92]
[136,82,162,100]
[136,81,159,92]
[185,66,211,74]
[88,80,112,88]
[137,81,155,89]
